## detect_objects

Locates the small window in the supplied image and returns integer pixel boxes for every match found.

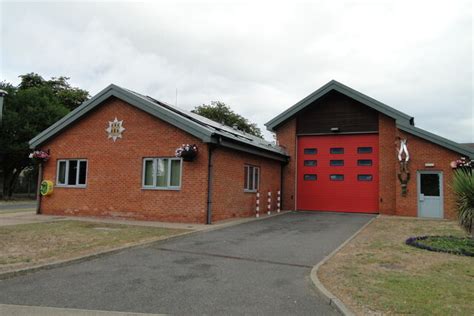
[57,161,66,184]
[144,160,154,186]
[304,174,317,181]
[244,165,260,192]
[420,173,440,196]
[330,174,344,181]
[304,160,317,167]
[330,148,344,154]
[358,159,373,166]
[143,158,182,189]
[56,159,88,187]
[358,147,373,154]
[304,148,317,155]
[170,160,181,187]
[67,160,78,185]
[330,160,344,166]
[358,174,373,181]
[78,161,87,184]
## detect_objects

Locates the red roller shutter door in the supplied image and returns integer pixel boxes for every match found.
[297,134,379,213]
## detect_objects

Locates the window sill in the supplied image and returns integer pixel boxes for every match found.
[55,185,87,189]
[142,187,181,191]
[244,190,258,193]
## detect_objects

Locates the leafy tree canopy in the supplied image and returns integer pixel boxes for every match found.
[0,73,89,198]
[18,73,89,110]
[192,101,263,138]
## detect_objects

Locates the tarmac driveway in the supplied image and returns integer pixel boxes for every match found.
[0,212,374,315]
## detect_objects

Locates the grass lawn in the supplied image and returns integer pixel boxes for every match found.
[0,220,188,273]
[318,216,474,316]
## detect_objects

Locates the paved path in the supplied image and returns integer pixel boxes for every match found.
[0,201,36,213]
[0,304,162,316]
[0,209,279,229]
[0,211,63,226]
[0,212,374,315]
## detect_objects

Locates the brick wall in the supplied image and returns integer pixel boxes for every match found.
[211,147,282,222]
[39,96,283,224]
[378,114,397,215]
[378,114,460,219]
[273,113,460,219]
[39,94,462,222]
[275,118,297,210]
[40,97,210,223]
[394,129,460,219]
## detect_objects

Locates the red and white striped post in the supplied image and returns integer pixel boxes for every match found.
[255,191,260,218]
[277,190,281,213]
[267,191,272,215]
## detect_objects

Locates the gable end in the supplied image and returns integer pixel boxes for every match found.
[29,84,215,149]
[265,80,413,131]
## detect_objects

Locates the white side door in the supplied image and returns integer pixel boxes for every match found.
[417,171,443,218]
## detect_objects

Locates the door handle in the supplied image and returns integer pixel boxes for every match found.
[419,194,425,201]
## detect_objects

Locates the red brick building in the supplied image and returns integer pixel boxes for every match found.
[30,81,473,223]
[30,85,286,224]
[266,80,473,220]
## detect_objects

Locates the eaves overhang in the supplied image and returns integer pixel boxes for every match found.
[397,123,474,158]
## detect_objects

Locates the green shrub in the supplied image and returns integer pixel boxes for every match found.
[406,235,474,256]
[452,168,474,236]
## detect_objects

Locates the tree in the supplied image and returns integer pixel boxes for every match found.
[19,73,89,110]
[192,101,263,138]
[452,168,474,237]
[0,74,89,199]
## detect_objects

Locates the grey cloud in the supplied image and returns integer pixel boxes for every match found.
[1,0,472,142]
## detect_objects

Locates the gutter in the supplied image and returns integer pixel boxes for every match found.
[218,137,288,162]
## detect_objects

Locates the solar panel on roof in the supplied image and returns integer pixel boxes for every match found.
[122,87,287,155]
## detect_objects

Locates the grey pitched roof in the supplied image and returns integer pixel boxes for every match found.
[397,123,474,157]
[265,80,414,131]
[265,80,473,158]
[29,84,288,161]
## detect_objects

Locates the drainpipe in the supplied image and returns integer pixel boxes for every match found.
[206,144,215,224]
[36,163,43,214]
[280,161,284,211]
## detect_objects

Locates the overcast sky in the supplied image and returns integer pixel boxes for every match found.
[1,0,472,142]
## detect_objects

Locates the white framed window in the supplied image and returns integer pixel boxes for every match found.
[56,159,88,187]
[244,164,260,192]
[142,158,182,190]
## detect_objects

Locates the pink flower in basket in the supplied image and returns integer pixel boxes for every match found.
[29,150,50,162]
[451,157,474,169]
[175,144,198,161]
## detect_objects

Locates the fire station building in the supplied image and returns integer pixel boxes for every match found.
[30,80,474,223]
